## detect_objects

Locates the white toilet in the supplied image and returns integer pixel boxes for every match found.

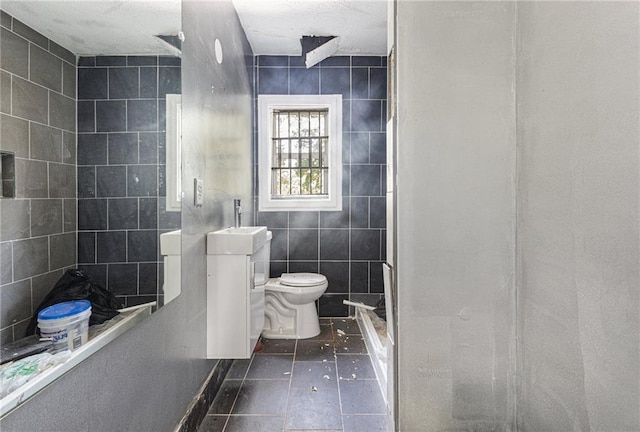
[262,272,328,339]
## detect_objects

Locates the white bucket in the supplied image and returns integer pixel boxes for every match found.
[37,300,91,352]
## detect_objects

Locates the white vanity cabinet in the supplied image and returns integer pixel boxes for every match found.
[206,227,271,359]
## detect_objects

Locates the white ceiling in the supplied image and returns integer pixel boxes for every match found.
[1,1,182,56]
[232,0,387,56]
[1,0,386,57]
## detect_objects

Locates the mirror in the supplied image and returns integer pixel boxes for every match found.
[0,0,182,415]
[0,1,182,347]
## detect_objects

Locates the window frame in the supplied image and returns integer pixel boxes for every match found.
[258,94,342,212]
[165,94,182,212]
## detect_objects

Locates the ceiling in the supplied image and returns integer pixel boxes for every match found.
[232,0,387,56]
[0,0,387,57]
[1,1,182,56]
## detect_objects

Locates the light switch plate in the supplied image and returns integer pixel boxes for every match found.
[194,178,204,207]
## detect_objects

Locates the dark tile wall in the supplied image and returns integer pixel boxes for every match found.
[254,56,387,317]
[0,12,77,343]
[76,55,181,307]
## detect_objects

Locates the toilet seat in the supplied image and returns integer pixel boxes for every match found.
[280,273,327,287]
[265,273,328,294]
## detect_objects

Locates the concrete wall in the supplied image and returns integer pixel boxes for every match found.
[395,2,517,430]
[0,2,253,430]
[516,3,639,430]
[395,1,639,431]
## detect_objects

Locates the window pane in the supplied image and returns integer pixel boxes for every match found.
[311,139,321,167]
[301,112,310,138]
[272,169,281,195]
[280,169,291,195]
[273,139,280,167]
[310,112,319,137]
[290,138,299,154]
[320,111,326,136]
[322,169,329,194]
[288,112,299,137]
[300,139,310,167]
[278,112,287,137]
[271,109,331,197]
[298,168,308,195]
[290,169,301,195]
[320,138,327,168]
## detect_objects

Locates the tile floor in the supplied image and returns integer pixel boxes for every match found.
[197,318,388,432]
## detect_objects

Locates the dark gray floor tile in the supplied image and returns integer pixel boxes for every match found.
[307,324,335,342]
[335,335,368,355]
[337,354,376,380]
[226,359,251,379]
[233,380,289,415]
[291,361,337,390]
[258,338,296,354]
[339,380,386,414]
[204,316,387,432]
[332,318,361,335]
[225,415,284,432]
[246,354,293,379]
[208,380,242,414]
[343,414,389,432]
[295,340,335,362]
[197,415,227,432]
[285,385,343,430]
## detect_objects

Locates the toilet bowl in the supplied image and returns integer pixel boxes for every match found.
[262,273,328,339]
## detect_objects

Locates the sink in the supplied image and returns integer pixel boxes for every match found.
[160,229,181,255]
[206,226,268,255]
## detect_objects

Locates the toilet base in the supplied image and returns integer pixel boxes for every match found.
[262,302,321,339]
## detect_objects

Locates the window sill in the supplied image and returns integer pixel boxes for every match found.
[0,303,154,418]
[258,200,342,212]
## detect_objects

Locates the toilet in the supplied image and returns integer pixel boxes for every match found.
[262,272,328,339]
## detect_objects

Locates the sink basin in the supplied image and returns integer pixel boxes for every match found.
[207,226,268,255]
[160,229,181,255]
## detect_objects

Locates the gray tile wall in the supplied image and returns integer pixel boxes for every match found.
[0,11,77,343]
[76,55,181,308]
[254,56,387,317]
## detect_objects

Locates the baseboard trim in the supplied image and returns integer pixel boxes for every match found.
[174,359,234,432]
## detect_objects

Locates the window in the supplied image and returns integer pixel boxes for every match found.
[258,95,342,211]
[166,94,182,212]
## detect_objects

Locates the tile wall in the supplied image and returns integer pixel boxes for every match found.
[76,55,181,307]
[0,12,77,343]
[254,56,387,317]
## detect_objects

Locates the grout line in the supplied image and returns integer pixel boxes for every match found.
[332,321,347,430]
[281,339,296,429]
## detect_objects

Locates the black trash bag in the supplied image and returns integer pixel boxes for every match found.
[26,269,123,337]
[374,297,386,321]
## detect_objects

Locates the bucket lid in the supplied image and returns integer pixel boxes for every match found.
[38,300,92,321]
[280,273,327,287]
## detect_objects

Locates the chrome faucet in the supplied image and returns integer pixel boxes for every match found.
[233,199,242,228]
